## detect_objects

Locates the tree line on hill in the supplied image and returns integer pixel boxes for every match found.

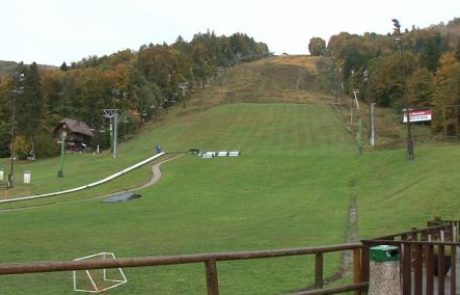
[310,18,460,133]
[0,31,269,159]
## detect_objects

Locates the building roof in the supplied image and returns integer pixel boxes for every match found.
[58,118,94,137]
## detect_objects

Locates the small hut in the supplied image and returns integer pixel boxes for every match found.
[54,118,94,152]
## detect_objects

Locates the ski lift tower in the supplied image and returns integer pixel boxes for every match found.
[178,82,190,108]
[103,109,119,159]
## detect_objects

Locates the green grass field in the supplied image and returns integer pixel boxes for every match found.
[1,57,460,294]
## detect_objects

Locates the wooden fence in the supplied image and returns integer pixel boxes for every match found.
[362,218,460,295]
[1,218,458,294]
[363,239,458,295]
[0,243,367,295]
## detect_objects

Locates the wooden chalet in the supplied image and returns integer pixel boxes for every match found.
[54,118,94,152]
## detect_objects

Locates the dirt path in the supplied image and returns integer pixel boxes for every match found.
[132,154,183,191]
[342,195,359,277]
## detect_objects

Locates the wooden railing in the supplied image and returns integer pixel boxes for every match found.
[3,218,457,294]
[0,243,367,295]
[373,223,454,242]
[427,218,460,241]
[363,239,458,295]
[362,218,460,295]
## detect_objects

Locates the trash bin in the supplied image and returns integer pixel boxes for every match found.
[368,245,401,295]
[23,170,31,184]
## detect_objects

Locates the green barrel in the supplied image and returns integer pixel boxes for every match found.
[370,245,399,262]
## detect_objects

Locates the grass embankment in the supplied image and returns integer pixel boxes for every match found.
[0,102,357,294]
[0,57,358,294]
[354,143,460,238]
[1,56,460,294]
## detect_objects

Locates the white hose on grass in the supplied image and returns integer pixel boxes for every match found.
[0,152,165,204]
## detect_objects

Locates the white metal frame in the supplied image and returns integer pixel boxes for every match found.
[72,252,127,293]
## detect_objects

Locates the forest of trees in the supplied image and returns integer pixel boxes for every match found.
[0,31,269,159]
[312,18,460,133]
[2,18,459,160]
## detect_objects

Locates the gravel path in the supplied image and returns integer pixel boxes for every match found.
[132,154,183,191]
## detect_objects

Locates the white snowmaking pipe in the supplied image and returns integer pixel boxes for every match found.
[0,152,165,204]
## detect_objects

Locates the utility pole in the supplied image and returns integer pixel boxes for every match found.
[8,72,25,188]
[9,92,17,188]
[103,109,118,159]
[362,69,376,147]
[57,130,67,177]
[392,18,414,160]
[352,89,363,155]
[370,103,376,146]
[113,111,118,158]
[350,71,354,126]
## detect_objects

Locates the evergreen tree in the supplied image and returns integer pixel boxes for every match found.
[455,40,460,61]
[308,37,326,56]
[407,68,434,106]
[17,62,42,158]
[414,30,446,72]
[60,62,68,71]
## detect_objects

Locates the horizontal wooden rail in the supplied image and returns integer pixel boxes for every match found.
[290,282,369,295]
[0,243,362,275]
[363,240,460,246]
[0,243,364,295]
[374,224,452,240]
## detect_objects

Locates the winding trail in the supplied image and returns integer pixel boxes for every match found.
[135,154,183,191]
[0,154,184,213]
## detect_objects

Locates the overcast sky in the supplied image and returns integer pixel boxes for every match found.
[1,0,459,66]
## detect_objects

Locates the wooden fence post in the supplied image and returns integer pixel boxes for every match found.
[361,243,370,284]
[205,259,219,295]
[425,244,434,295]
[353,248,362,295]
[438,245,445,295]
[414,244,423,294]
[450,245,456,295]
[402,243,412,295]
[315,253,323,289]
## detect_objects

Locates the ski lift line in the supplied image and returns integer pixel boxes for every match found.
[0,152,166,204]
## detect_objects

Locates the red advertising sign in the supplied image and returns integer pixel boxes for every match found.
[402,109,432,123]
